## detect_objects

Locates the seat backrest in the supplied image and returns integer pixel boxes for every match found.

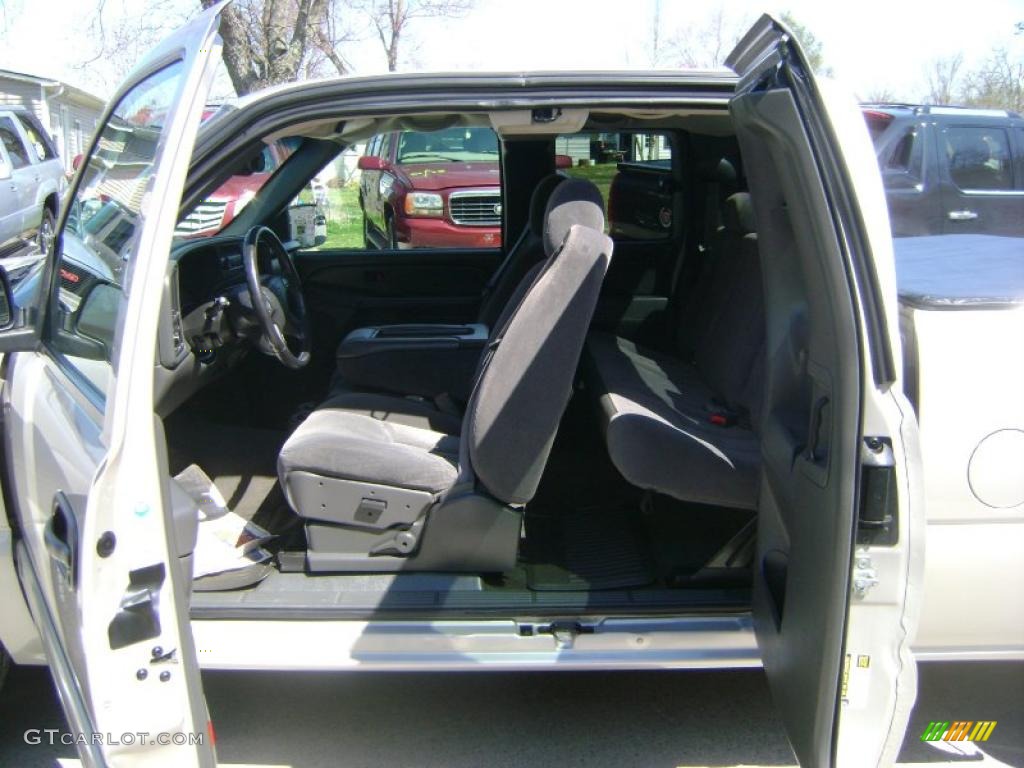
[692,192,765,421]
[477,174,563,327]
[461,179,612,505]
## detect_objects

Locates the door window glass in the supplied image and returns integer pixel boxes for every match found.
[52,61,185,400]
[16,114,56,161]
[174,137,300,238]
[0,117,31,169]
[305,127,503,251]
[945,126,1013,191]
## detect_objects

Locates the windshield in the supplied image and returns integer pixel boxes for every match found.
[396,127,498,164]
[174,136,301,239]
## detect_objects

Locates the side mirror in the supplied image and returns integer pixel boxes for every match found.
[0,262,47,353]
[0,157,11,181]
[555,154,573,169]
[74,281,120,357]
[357,155,384,172]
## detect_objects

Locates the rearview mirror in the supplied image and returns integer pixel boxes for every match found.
[0,157,11,181]
[357,155,384,172]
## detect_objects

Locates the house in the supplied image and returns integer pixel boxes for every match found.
[554,132,673,165]
[0,69,106,173]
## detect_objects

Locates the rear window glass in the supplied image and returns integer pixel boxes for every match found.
[559,132,674,241]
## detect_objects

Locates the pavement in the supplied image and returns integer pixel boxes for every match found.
[0,661,1020,767]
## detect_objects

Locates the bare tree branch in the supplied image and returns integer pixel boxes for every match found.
[355,0,473,72]
[961,48,1024,112]
[923,53,964,105]
[663,8,748,69]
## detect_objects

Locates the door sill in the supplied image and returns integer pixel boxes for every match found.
[190,613,760,671]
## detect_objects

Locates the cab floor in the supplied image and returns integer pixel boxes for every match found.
[170,385,753,617]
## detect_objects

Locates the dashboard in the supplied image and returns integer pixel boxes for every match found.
[155,235,283,415]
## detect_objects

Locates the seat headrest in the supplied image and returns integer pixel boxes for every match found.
[697,156,738,184]
[528,174,565,238]
[543,178,605,256]
[722,192,757,235]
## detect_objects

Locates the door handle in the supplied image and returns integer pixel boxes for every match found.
[947,209,978,221]
[804,395,830,462]
[45,493,79,588]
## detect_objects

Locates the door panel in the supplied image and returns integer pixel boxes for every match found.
[295,247,501,357]
[728,14,922,767]
[2,5,225,765]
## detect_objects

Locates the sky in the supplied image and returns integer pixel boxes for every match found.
[0,0,1022,102]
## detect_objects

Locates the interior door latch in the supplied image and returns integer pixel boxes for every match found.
[857,436,898,546]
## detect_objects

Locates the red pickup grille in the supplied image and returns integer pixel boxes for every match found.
[449,190,501,226]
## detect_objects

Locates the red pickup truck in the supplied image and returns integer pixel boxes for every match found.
[357,127,502,249]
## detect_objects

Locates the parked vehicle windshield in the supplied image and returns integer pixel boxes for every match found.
[396,127,498,163]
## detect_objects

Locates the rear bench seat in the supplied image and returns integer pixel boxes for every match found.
[586,193,764,510]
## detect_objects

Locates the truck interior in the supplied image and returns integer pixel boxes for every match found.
[137,88,857,626]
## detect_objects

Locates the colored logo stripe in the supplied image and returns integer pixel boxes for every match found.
[920,721,997,742]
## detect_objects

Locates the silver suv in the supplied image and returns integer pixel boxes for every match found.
[0,105,65,255]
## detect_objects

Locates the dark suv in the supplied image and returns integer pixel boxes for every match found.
[864,104,1024,236]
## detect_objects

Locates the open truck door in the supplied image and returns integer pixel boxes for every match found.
[0,3,228,765]
[725,15,925,767]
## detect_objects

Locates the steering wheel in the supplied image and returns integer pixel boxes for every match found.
[241,225,311,370]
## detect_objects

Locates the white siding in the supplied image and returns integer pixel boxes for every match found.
[0,75,105,171]
[0,78,44,121]
[54,98,102,167]
[555,135,591,164]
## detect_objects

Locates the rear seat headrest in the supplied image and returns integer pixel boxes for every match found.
[722,192,757,235]
[529,174,565,238]
[697,157,737,184]
[543,178,605,257]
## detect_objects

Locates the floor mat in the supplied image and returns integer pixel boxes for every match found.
[166,416,295,529]
[525,506,656,591]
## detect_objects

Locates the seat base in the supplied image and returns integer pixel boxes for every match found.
[301,488,523,573]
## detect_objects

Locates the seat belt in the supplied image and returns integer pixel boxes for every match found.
[480,225,529,306]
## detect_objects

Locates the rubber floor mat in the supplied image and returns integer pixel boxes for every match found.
[525,506,655,591]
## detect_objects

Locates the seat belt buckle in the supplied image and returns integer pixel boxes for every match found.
[708,412,735,427]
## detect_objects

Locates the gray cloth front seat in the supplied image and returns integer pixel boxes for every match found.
[279,179,613,572]
[329,174,565,418]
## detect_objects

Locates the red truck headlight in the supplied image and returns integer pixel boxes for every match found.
[404,192,444,217]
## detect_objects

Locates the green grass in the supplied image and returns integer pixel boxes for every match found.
[316,184,363,250]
